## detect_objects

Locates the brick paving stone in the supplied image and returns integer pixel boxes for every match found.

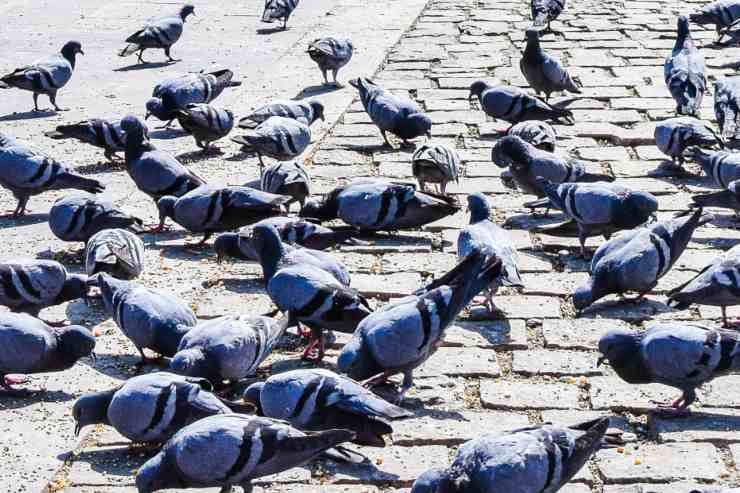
[353,273,424,298]
[481,380,582,410]
[651,408,740,443]
[602,484,712,493]
[392,410,529,445]
[324,445,450,484]
[444,319,529,349]
[543,318,631,350]
[589,376,679,411]
[520,272,590,296]
[417,346,500,378]
[512,349,602,376]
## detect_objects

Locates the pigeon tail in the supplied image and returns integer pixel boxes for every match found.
[523,196,551,209]
[534,219,582,237]
[118,44,140,57]
[692,189,740,210]
[56,173,105,194]
[217,397,255,414]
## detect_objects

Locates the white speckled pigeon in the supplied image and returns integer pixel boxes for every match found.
[261,0,300,29]
[135,413,354,493]
[531,0,565,32]
[85,228,145,280]
[0,312,95,396]
[412,143,460,195]
[690,0,740,42]
[49,193,144,243]
[238,100,324,129]
[244,368,412,446]
[92,273,197,363]
[470,81,573,127]
[0,41,84,112]
[655,117,722,166]
[350,77,432,146]
[45,118,128,161]
[665,16,706,117]
[0,132,104,217]
[308,37,354,86]
[714,76,740,141]
[508,120,557,152]
[176,103,234,151]
[119,4,195,64]
[258,160,311,210]
[598,323,740,415]
[232,116,313,168]
[520,28,581,101]
[573,208,712,312]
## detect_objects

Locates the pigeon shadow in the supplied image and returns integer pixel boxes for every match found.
[220,277,265,295]
[577,297,674,320]
[691,235,740,249]
[294,84,342,99]
[0,213,49,229]
[503,211,566,232]
[71,160,125,174]
[61,444,152,479]
[83,352,167,381]
[451,319,520,348]
[0,109,56,122]
[113,60,178,72]
[148,127,187,140]
[646,160,697,179]
[320,453,399,482]
[176,148,224,164]
[256,26,289,35]
[0,388,75,410]
[648,410,740,436]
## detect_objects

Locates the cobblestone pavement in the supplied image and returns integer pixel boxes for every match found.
[1,0,740,491]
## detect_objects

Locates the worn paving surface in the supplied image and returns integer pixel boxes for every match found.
[1,0,740,491]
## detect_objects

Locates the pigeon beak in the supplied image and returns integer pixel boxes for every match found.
[145,112,151,120]
[216,253,223,264]
[597,356,606,367]
[78,49,85,56]
[74,423,81,437]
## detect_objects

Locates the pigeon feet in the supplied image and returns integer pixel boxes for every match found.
[41,319,70,327]
[1,375,33,397]
[301,337,325,362]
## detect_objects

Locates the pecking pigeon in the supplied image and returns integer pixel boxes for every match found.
[261,0,300,30]
[508,120,557,152]
[411,143,461,195]
[307,36,354,86]
[119,4,195,64]
[175,103,234,151]
[232,116,313,168]
[258,160,311,210]
[238,100,324,129]
[690,0,740,43]
[714,76,740,141]
[665,16,706,117]
[689,147,740,189]
[469,81,573,127]
[48,193,144,243]
[520,28,581,101]
[45,118,128,161]
[531,0,566,32]
[655,117,723,166]
[85,228,145,280]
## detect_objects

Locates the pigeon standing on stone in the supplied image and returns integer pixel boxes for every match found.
[119,4,195,64]
[531,0,566,32]
[238,100,324,129]
[49,193,144,243]
[665,16,706,117]
[85,229,145,280]
[520,28,581,101]
[258,161,311,210]
[135,414,354,493]
[654,117,722,167]
[232,116,313,168]
[45,118,128,161]
[690,0,740,42]
[508,120,557,152]
[175,103,234,151]
[261,0,300,29]
[598,323,740,415]
[469,81,574,127]
[350,78,432,146]
[714,77,740,141]
[411,143,460,195]
[689,147,740,189]
[572,208,712,312]
[0,132,104,218]
[307,36,354,86]
[0,41,84,112]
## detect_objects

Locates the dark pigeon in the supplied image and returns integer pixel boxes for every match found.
[469,80,573,127]
[261,0,300,29]
[690,0,740,42]
[45,118,128,161]
[119,4,195,64]
[238,99,324,129]
[176,103,234,151]
[49,193,144,243]
[665,16,706,117]
[520,28,581,101]
[307,36,354,86]
[85,228,145,280]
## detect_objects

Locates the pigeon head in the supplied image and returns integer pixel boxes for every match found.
[72,389,116,436]
[300,196,333,222]
[180,3,196,20]
[251,223,285,280]
[61,41,84,65]
[467,192,492,223]
[56,325,96,367]
[214,233,254,263]
[170,347,216,381]
[468,80,490,100]
[572,282,596,311]
[121,114,146,135]
[309,101,326,123]
[136,452,182,493]
[626,191,659,223]
[242,382,265,414]
[57,274,90,304]
[411,469,461,493]
[156,196,177,224]
[525,27,541,45]
[597,328,641,369]
[145,99,169,122]
[677,15,690,38]
[492,135,530,167]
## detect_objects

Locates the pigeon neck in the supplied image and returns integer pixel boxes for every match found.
[61,47,78,68]
[57,274,89,304]
[78,389,116,426]
[258,238,285,282]
[675,25,690,51]
[469,206,490,224]
[124,128,146,161]
[524,37,542,57]
[609,337,652,384]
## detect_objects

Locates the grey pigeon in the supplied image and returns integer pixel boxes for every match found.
[469,81,573,127]
[689,147,740,189]
[520,28,581,101]
[411,143,461,195]
[458,193,523,314]
[491,135,613,197]
[176,103,234,151]
[119,4,195,64]
[668,244,740,326]
[0,259,89,318]
[92,273,197,363]
[0,312,95,396]
[244,368,412,446]
[349,77,432,146]
[232,116,312,168]
[508,120,557,152]
[598,323,740,415]
[411,418,609,493]
[238,100,324,129]
[49,193,144,243]
[258,160,311,210]
[665,16,706,117]
[714,76,740,141]
[531,0,565,32]
[170,314,290,385]
[338,251,501,400]
[655,117,722,166]
[301,180,460,231]
[261,0,300,29]
[120,115,205,209]
[145,69,241,126]
[0,132,104,217]
[0,40,84,112]
[690,0,740,42]
[156,184,290,245]
[45,118,128,161]
[135,414,354,493]
[573,208,711,312]
[85,228,145,280]
[307,37,354,86]
[72,371,249,442]
[531,179,659,257]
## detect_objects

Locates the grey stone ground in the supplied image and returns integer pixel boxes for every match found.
[0,0,739,491]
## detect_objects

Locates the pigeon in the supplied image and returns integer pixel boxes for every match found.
[0,259,89,318]
[238,100,324,129]
[232,116,313,168]
[689,147,740,189]
[0,40,84,112]
[45,118,128,161]
[0,132,104,217]
[135,414,354,493]
[349,77,432,146]
[337,251,501,400]
[692,177,740,211]
[170,314,290,385]
[411,143,461,195]
[145,69,241,126]
[531,0,566,32]
[508,120,557,152]
[665,16,706,117]
[258,161,311,210]
[214,217,361,262]
[714,76,740,141]
[690,0,740,43]
[458,193,524,314]
[252,223,371,361]
[261,0,300,29]
[243,368,412,446]
[572,208,712,312]
[72,371,250,443]
[307,37,354,86]
[0,312,95,396]
[85,228,145,280]
[667,244,740,327]
[119,4,195,64]
[598,323,740,415]
[520,28,581,101]
[411,418,609,493]
[530,179,659,257]
[120,115,205,206]
[156,185,290,245]
[300,180,460,231]
[175,103,234,151]
[655,117,723,166]
[491,135,614,197]
[469,81,574,127]
[92,273,197,363]
[48,193,144,243]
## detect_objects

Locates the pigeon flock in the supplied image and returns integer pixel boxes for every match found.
[4,0,740,491]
